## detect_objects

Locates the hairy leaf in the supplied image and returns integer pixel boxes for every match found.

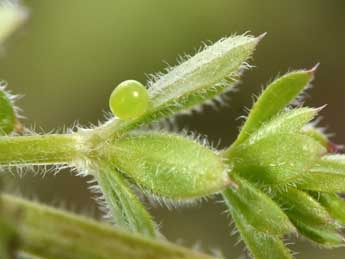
[229,210,292,259]
[99,34,261,137]
[222,176,295,236]
[0,85,16,134]
[105,131,230,199]
[233,70,315,146]
[303,127,328,147]
[241,107,319,146]
[292,220,344,247]
[148,34,259,115]
[274,188,333,227]
[96,166,157,238]
[311,192,345,225]
[229,133,325,187]
[298,155,345,192]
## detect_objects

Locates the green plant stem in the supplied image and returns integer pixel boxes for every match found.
[1,194,218,259]
[0,134,81,166]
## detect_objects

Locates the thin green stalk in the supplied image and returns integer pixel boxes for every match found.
[0,134,81,166]
[1,194,218,259]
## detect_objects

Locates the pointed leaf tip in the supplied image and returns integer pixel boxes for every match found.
[232,69,315,147]
[308,63,320,75]
[256,32,267,42]
[105,34,259,136]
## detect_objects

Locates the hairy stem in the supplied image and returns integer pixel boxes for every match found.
[1,194,218,259]
[0,134,81,166]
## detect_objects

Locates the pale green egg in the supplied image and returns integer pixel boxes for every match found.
[109,80,149,120]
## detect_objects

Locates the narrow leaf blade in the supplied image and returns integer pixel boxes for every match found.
[222,176,295,236]
[96,166,157,238]
[293,220,344,247]
[274,188,333,227]
[242,107,318,146]
[149,34,259,112]
[312,192,345,225]
[234,69,315,146]
[229,210,292,259]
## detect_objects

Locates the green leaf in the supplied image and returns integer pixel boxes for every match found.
[0,217,18,259]
[0,1,27,44]
[274,188,333,227]
[298,155,345,192]
[96,165,157,238]
[229,133,325,187]
[302,127,328,148]
[292,220,344,247]
[0,187,19,259]
[312,154,345,172]
[0,85,16,135]
[148,34,260,115]
[233,69,315,147]
[240,107,319,146]
[98,34,261,137]
[222,176,295,236]
[105,131,230,199]
[229,209,292,259]
[1,194,219,259]
[311,192,345,225]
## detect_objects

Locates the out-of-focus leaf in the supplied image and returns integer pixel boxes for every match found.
[0,217,18,259]
[0,182,19,259]
[0,1,27,44]
[0,84,16,135]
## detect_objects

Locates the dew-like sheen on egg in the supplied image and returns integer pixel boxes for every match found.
[109,80,149,120]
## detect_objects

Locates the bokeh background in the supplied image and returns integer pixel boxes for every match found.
[1,1,345,258]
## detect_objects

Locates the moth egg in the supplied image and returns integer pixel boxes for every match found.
[109,80,149,120]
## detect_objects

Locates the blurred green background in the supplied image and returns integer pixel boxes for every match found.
[1,0,345,258]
